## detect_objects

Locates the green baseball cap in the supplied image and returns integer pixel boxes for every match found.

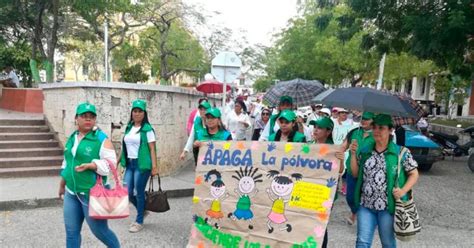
[373,114,393,126]
[132,99,147,111]
[362,112,375,120]
[199,101,211,109]
[279,95,293,105]
[278,109,297,122]
[309,117,334,130]
[76,102,97,116]
[205,108,222,118]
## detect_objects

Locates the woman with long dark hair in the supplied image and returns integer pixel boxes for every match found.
[119,99,158,233]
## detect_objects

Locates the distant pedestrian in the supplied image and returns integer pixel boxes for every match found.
[119,99,158,233]
[58,102,120,248]
[0,66,19,88]
[252,108,271,141]
[225,100,251,141]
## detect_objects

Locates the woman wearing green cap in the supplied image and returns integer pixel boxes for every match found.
[180,100,212,165]
[194,108,232,146]
[259,96,294,141]
[309,117,344,248]
[342,112,374,226]
[119,99,157,233]
[268,109,306,142]
[350,114,419,248]
[58,102,120,248]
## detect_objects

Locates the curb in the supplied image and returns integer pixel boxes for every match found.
[0,188,195,212]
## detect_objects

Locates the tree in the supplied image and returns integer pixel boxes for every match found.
[0,41,33,86]
[434,75,471,118]
[253,77,274,92]
[0,0,61,84]
[348,0,474,80]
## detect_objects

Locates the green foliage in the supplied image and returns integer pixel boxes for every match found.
[348,0,474,80]
[0,41,33,86]
[253,77,274,92]
[434,75,470,114]
[119,64,149,83]
[264,4,378,85]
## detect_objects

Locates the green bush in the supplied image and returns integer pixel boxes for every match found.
[119,64,149,83]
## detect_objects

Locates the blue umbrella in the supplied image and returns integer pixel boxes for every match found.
[313,87,419,118]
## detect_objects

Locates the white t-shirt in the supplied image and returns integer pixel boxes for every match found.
[8,71,19,87]
[124,126,156,158]
[225,111,252,140]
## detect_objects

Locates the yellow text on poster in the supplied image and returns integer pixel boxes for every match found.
[289,181,330,212]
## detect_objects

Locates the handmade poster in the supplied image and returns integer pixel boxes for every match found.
[187,141,341,248]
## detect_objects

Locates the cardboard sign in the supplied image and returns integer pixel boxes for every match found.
[187,141,341,248]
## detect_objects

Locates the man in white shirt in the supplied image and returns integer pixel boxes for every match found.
[0,66,19,88]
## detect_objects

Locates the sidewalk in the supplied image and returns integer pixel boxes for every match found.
[0,160,196,211]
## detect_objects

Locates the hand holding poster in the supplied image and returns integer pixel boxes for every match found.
[187,141,341,248]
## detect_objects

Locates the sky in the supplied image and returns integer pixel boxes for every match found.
[184,0,299,46]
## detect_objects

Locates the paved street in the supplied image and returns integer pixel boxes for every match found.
[1,159,473,248]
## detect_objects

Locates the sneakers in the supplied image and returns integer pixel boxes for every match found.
[129,223,144,233]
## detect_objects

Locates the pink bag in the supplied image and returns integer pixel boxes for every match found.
[89,160,129,220]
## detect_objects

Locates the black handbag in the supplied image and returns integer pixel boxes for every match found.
[145,174,170,213]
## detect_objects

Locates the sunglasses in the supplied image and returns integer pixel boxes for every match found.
[262,112,270,116]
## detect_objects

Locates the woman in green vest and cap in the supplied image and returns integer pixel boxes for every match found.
[180,100,212,165]
[268,110,306,142]
[194,108,232,146]
[119,99,158,233]
[342,111,374,226]
[350,114,419,248]
[309,117,344,248]
[58,102,120,248]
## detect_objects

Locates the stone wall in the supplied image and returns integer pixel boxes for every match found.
[40,82,221,175]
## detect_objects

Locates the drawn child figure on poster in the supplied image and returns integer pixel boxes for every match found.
[266,170,302,233]
[203,169,229,229]
[228,166,263,229]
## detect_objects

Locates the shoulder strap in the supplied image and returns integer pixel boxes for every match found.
[395,146,408,186]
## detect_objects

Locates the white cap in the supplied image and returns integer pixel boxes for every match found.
[319,108,331,116]
[337,107,349,113]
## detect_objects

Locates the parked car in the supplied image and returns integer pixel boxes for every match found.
[402,125,444,171]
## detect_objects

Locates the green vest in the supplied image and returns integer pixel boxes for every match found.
[61,130,106,194]
[354,142,409,214]
[196,128,231,141]
[120,122,156,171]
[345,128,374,175]
[268,113,280,136]
[193,116,206,139]
[268,131,306,143]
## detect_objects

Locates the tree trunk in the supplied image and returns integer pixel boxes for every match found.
[45,0,60,83]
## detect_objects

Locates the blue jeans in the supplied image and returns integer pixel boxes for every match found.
[356,206,396,248]
[345,174,358,214]
[124,159,151,224]
[63,191,120,248]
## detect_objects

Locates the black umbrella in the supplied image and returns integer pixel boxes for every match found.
[313,87,419,118]
[263,78,325,107]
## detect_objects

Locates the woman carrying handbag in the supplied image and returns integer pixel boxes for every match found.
[58,102,120,248]
[119,99,159,233]
[350,114,419,248]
